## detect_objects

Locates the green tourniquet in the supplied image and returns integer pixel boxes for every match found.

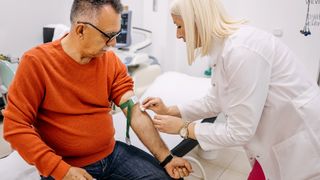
[120,99,135,145]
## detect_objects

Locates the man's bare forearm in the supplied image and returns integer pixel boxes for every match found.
[131,104,170,162]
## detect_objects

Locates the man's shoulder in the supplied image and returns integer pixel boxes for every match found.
[105,50,117,59]
[22,41,59,62]
[103,50,123,66]
[26,41,56,54]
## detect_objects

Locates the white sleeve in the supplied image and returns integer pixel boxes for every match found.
[195,46,271,150]
[177,86,219,121]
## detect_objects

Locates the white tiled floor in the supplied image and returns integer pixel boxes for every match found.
[184,146,251,180]
[0,123,12,158]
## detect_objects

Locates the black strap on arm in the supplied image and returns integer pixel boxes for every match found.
[171,117,217,157]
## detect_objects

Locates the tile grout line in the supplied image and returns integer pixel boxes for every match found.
[217,152,240,180]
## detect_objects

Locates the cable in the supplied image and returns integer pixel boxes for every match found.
[132,27,152,34]
[184,155,207,180]
[300,0,311,36]
[148,55,160,65]
[129,27,152,52]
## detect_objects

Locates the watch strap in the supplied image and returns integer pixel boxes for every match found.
[180,120,191,139]
[159,153,174,168]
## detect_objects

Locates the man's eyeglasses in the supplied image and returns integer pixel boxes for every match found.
[77,21,121,44]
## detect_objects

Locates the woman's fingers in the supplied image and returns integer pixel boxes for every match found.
[142,97,162,109]
[142,97,157,106]
[141,97,152,105]
[152,119,163,131]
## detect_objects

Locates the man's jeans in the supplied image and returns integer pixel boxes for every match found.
[41,141,172,180]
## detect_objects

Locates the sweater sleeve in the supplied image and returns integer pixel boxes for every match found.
[3,53,70,179]
[109,52,134,106]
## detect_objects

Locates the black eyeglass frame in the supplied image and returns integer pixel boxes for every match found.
[77,21,121,44]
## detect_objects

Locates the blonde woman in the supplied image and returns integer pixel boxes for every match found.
[142,0,320,179]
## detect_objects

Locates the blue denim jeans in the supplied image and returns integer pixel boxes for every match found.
[41,141,172,180]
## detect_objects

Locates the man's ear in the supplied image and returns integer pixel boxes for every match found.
[75,24,85,39]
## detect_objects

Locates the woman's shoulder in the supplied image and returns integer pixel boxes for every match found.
[223,25,275,58]
[228,25,272,45]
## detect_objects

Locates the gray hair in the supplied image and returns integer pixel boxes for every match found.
[70,0,123,24]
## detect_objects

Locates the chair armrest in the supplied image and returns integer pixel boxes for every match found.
[171,117,217,157]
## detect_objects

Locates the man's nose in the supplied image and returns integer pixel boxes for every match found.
[176,33,183,39]
[106,38,117,47]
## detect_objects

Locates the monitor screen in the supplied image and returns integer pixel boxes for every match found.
[116,10,132,48]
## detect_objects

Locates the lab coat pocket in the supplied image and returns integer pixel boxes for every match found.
[272,130,320,180]
[295,93,320,151]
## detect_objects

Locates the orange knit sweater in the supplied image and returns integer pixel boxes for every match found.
[3,39,133,179]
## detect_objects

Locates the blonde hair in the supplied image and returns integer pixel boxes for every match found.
[170,0,245,65]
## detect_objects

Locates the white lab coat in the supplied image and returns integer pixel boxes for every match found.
[178,26,320,180]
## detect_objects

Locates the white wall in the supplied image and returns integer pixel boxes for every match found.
[141,0,320,80]
[223,0,320,81]
[0,0,73,58]
[140,0,209,77]
[121,0,144,28]
[0,0,143,58]
[1,0,319,80]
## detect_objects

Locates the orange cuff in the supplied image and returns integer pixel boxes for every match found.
[51,160,71,180]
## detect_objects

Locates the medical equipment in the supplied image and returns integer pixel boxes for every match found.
[184,156,207,180]
[300,0,311,36]
[0,60,17,120]
[0,60,17,105]
[111,10,159,98]
[115,10,132,48]
[114,26,152,66]
[318,60,320,86]
[43,24,70,43]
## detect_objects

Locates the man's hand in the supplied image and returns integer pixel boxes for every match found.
[62,167,93,180]
[141,97,169,115]
[164,157,192,179]
[153,115,184,134]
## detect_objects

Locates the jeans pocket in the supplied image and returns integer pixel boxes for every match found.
[83,160,104,177]
[272,130,320,180]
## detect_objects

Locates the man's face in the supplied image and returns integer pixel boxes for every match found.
[78,5,121,58]
[171,14,186,42]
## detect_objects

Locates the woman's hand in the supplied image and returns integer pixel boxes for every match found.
[141,97,169,115]
[152,115,184,134]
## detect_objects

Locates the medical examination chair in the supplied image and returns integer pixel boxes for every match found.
[0,60,17,116]
[171,117,216,180]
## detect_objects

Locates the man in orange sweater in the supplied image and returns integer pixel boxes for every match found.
[3,0,191,179]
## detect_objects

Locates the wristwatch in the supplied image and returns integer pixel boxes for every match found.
[179,120,191,139]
